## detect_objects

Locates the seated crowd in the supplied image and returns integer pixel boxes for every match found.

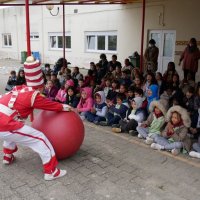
[6,54,200,159]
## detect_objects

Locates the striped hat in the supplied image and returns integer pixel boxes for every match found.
[24,56,44,89]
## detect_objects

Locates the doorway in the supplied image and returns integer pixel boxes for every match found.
[148,30,176,74]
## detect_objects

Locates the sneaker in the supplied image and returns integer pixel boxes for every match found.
[171,149,180,156]
[137,133,143,139]
[189,151,200,159]
[44,168,67,181]
[80,116,85,121]
[112,128,121,133]
[99,121,108,126]
[129,130,138,136]
[145,137,154,145]
[151,143,164,150]
[3,154,15,165]
[93,121,99,125]
[112,124,120,128]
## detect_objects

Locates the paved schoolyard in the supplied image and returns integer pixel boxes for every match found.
[0,59,200,200]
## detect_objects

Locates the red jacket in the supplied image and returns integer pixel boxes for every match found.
[0,86,63,132]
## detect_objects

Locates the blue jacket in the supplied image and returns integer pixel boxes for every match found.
[109,103,128,119]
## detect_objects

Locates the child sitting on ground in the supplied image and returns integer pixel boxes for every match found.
[85,91,108,124]
[44,80,59,101]
[151,106,191,155]
[76,87,93,120]
[55,80,74,103]
[112,96,146,134]
[136,100,166,144]
[100,93,128,126]
[5,70,17,91]
[189,135,200,159]
[147,84,159,109]
[65,86,79,108]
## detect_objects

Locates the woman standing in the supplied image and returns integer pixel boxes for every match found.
[179,38,200,81]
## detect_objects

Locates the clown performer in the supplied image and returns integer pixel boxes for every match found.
[0,56,72,181]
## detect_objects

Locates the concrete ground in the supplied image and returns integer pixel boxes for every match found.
[0,59,200,200]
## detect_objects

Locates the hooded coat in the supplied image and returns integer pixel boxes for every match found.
[147,84,159,109]
[161,105,191,151]
[77,87,93,112]
[127,97,147,123]
[142,100,166,136]
[94,91,108,117]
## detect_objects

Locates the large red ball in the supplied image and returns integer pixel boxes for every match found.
[32,111,85,160]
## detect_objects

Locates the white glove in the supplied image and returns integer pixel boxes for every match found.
[62,104,72,111]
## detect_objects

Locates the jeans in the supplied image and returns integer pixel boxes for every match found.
[85,112,106,123]
[154,135,183,150]
[106,112,121,126]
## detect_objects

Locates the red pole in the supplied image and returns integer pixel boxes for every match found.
[63,4,66,66]
[25,0,31,56]
[140,0,146,73]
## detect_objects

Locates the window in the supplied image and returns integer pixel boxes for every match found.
[85,31,117,53]
[30,33,39,40]
[49,33,71,50]
[2,34,12,47]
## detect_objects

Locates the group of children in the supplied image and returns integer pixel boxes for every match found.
[6,55,200,159]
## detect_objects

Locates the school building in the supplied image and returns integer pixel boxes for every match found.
[0,0,199,77]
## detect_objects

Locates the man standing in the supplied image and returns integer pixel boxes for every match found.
[144,39,159,74]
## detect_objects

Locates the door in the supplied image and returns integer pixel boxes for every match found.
[148,30,176,74]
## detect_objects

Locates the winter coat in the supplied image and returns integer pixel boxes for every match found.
[127,108,146,123]
[144,45,159,69]
[93,91,108,117]
[183,95,195,114]
[142,100,167,135]
[180,46,200,72]
[55,88,67,103]
[66,95,79,108]
[194,96,200,110]
[44,86,59,101]
[162,106,191,151]
[77,87,93,112]
[147,84,159,109]
[109,103,128,119]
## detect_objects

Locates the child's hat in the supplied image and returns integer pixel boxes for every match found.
[24,56,44,89]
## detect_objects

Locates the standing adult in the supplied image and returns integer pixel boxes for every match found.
[179,38,200,81]
[144,39,159,74]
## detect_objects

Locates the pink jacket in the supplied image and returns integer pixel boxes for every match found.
[77,87,93,112]
[55,89,67,103]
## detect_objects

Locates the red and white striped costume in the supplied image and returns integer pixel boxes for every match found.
[0,85,68,174]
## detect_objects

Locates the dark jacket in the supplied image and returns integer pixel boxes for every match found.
[66,95,79,108]
[109,103,128,119]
